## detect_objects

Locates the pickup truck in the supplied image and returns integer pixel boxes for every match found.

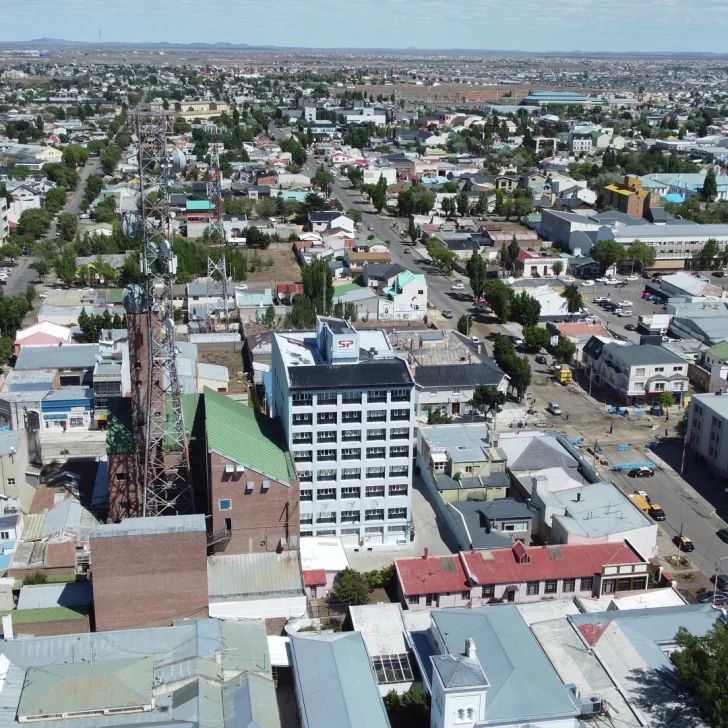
[629,492,666,521]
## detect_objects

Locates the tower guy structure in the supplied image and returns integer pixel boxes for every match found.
[206,126,230,333]
[135,106,194,517]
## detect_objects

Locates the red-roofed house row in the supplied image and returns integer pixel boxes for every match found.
[395,541,651,610]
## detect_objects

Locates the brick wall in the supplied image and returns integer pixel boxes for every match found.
[209,451,300,554]
[108,452,143,522]
[90,529,209,632]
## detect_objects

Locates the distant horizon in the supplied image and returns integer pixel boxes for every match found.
[1,0,728,55]
[1,37,728,59]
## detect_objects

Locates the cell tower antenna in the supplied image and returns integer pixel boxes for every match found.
[134,105,194,517]
[206,125,230,333]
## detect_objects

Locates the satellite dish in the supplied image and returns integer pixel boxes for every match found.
[168,147,186,174]
[169,211,177,219]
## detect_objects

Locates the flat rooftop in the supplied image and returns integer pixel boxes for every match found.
[419,423,495,463]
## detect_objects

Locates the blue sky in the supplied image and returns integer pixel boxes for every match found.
[2,0,728,53]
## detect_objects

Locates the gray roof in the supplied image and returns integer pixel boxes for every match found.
[289,358,413,391]
[449,499,533,550]
[587,338,686,367]
[15,344,100,371]
[3,369,56,392]
[432,653,488,688]
[590,210,649,226]
[415,362,505,388]
[502,435,578,472]
[426,607,578,723]
[42,499,98,540]
[89,514,206,539]
[363,262,406,279]
[207,551,304,601]
[290,632,390,728]
[435,470,511,492]
[42,387,93,403]
[17,582,92,611]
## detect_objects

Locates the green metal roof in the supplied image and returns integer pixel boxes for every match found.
[106,397,135,454]
[203,387,295,485]
[708,341,728,363]
[187,200,214,211]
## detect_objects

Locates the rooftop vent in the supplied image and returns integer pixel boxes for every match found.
[441,556,458,573]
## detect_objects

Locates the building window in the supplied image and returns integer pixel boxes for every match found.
[368,390,387,403]
[317,449,337,461]
[316,488,337,500]
[0,532,9,540]
[616,578,632,592]
[563,578,575,593]
[301,531,313,538]
[342,468,361,480]
[294,450,313,462]
[367,467,386,479]
[341,487,360,498]
[391,409,410,421]
[317,431,337,443]
[388,507,407,519]
[367,429,386,441]
[301,489,313,501]
[503,521,528,532]
[633,382,645,391]
[318,412,337,424]
[293,393,313,407]
[219,499,232,511]
[368,409,387,422]
[293,413,312,425]
[389,483,408,496]
[69,417,84,427]
[391,428,409,440]
[464,465,473,474]
[300,514,313,525]
[580,577,593,592]
[482,584,495,598]
[603,580,616,594]
[342,448,361,460]
[365,509,384,521]
[342,411,361,423]
[544,580,558,594]
[366,447,385,459]
[391,389,410,402]
[635,367,646,376]
[673,366,683,372]
[293,432,313,444]
[632,577,647,590]
[365,485,385,498]
[389,445,409,458]
[317,513,336,524]
[318,393,337,405]
[317,469,337,482]
[342,391,362,404]
[341,510,360,523]
[407,595,419,605]
[342,430,361,442]
[526,581,540,596]
[389,465,409,478]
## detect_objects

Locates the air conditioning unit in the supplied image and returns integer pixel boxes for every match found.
[576,696,602,716]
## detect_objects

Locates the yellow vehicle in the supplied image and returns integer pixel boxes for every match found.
[629,492,666,521]
[629,492,651,514]
[553,364,573,384]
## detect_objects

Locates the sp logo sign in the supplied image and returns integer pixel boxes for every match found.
[337,339,355,349]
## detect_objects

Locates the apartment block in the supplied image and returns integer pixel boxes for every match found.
[271,317,414,548]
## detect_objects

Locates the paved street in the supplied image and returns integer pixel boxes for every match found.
[4,256,36,297]
[47,157,102,241]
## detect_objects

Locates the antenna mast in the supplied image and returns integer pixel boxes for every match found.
[135,105,194,517]
[206,126,230,333]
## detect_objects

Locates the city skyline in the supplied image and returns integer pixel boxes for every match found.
[2,0,728,54]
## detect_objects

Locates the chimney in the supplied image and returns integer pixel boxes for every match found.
[465,638,476,659]
[576,492,582,502]
[423,547,429,560]
[2,613,13,640]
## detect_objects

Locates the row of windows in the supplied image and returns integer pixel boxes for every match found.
[298,467,409,483]
[301,484,409,499]
[292,389,411,406]
[300,508,407,524]
[293,446,409,460]
[292,411,410,425]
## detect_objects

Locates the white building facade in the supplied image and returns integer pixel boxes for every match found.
[687,393,728,476]
[271,317,415,548]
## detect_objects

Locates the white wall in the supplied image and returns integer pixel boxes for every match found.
[208,594,307,620]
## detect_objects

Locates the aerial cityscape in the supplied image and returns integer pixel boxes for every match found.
[0,20,726,728]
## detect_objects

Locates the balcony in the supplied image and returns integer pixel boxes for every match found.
[293,415,313,427]
[293,397,313,407]
[391,394,410,403]
[317,471,337,482]
[294,452,313,463]
[342,412,362,424]
[341,451,361,461]
[317,452,337,462]
[342,431,361,442]
[342,394,363,405]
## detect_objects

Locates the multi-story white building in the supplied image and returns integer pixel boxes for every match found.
[582,336,689,405]
[0,197,8,247]
[271,317,415,548]
[687,392,728,475]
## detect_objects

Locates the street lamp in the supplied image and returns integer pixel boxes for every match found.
[713,555,728,606]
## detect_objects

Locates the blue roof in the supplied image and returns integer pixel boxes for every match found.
[290,632,390,728]
[664,193,685,203]
[425,607,578,723]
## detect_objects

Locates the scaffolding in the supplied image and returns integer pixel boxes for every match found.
[134,106,194,517]
[206,127,230,333]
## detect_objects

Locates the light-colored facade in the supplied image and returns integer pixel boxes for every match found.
[687,392,728,475]
[0,198,8,247]
[271,317,415,548]
[378,270,427,321]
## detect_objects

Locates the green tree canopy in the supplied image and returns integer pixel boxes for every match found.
[627,239,656,272]
[329,568,371,606]
[301,258,334,316]
[555,335,577,364]
[471,385,506,418]
[591,240,626,274]
[56,212,77,242]
[702,166,718,202]
[510,290,541,327]
[560,283,584,313]
[523,326,550,351]
[466,250,488,300]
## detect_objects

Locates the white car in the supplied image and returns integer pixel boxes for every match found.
[593,296,609,303]
[625,275,639,281]
[617,309,633,317]
[596,277,609,283]
[563,277,575,284]
[605,278,621,286]
[581,280,595,287]
[618,300,633,307]
[451,283,465,290]
[698,275,709,282]
[38,292,48,299]
[236,284,249,290]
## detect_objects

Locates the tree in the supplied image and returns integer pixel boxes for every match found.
[290,295,317,328]
[694,237,721,269]
[62,144,89,169]
[34,260,50,281]
[0,338,12,366]
[591,240,626,274]
[471,385,505,418]
[56,212,77,242]
[509,356,532,402]
[313,165,335,197]
[456,191,470,216]
[173,117,191,135]
[493,334,517,373]
[507,235,520,271]
[408,219,419,244]
[18,208,51,240]
[54,257,76,286]
[671,623,728,728]
[552,260,564,277]
[329,568,371,606]
[346,208,362,224]
[523,326,550,351]
[456,314,471,335]
[426,407,453,424]
[119,256,143,286]
[44,186,67,215]
[560,283,584,313]
[555,335,577,364]
[484,279,511,322]
[261,303,277,328]
[702,166,718,202]
[25,286,36,307]
[626,239,656,272]
[466,250,487,300]
[256,197,277,218]
[510,291,541,327]
[301,258,334,316]
[384,686,429,728]
[658,392,675,409]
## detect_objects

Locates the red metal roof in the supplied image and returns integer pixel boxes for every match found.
[303,569,327,586]
[396,541,644,596]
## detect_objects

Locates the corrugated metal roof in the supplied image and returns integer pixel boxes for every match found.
[290,633,390,728]
[89,514,205,539]
[207,551,303,600]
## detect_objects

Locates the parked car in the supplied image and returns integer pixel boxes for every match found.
[674,535,695,552]
[451,283,465,290]
[596,277,610,283]
[442,310,453,319]
[547,401,562,415]
[563,277,575,283]
[629,467,655,478]
[536,355,548,364]
[624,324,637,331]
[697,591,728,604]
[38,292,48,299]
[717,528,728,543]
[716,574,728,591]
[625,275,639,281]
[581,280,595,287]
[616,310,633,317]
[618,300,633,307]
[404,248,411,254]
[593,296,610,303]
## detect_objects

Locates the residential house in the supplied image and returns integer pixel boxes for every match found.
[378,270,427,321]
[300,535,349,600]
[447,499,536,551]
[13,322,72,356]
[515,250,562,278]
[307,211,355,234]
[582,336,689,405]
[396,540,650,610]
